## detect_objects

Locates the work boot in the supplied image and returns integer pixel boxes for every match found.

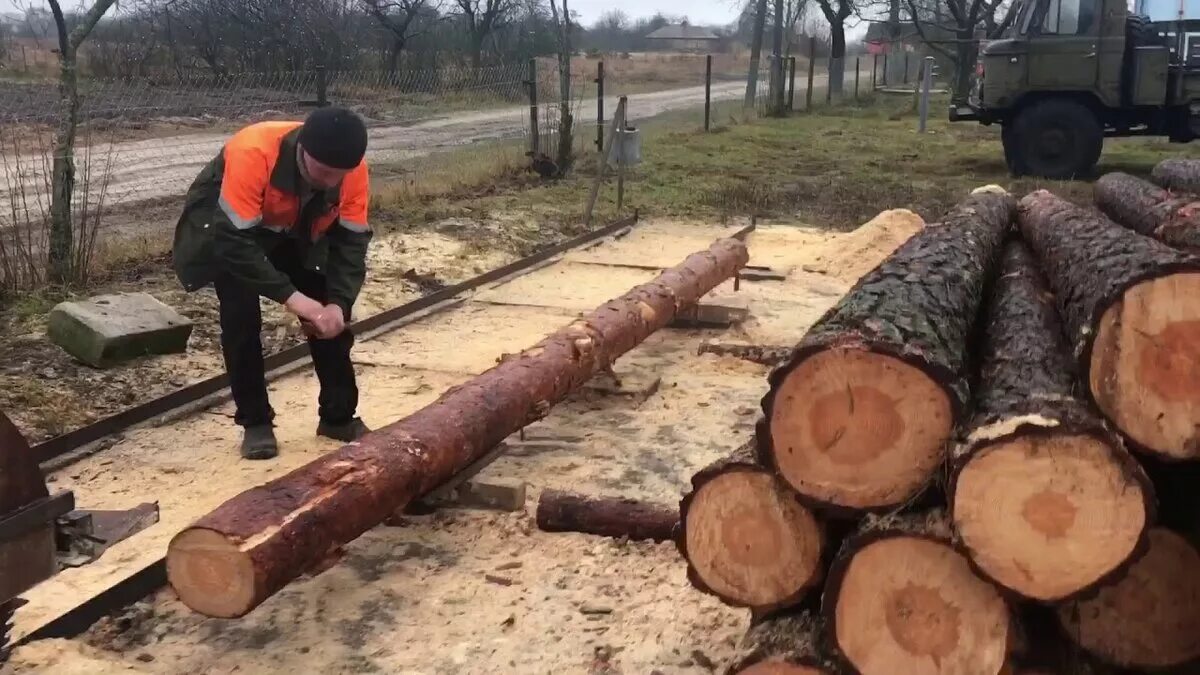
[241,424,279,460]
[317,417,370,442]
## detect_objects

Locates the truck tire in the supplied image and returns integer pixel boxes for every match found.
[1126,13,1164,48]
[1010,99,1103,179]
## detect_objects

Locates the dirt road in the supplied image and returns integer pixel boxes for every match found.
[0,81,757,224]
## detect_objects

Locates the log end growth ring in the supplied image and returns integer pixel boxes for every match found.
[167,528,257,619]
[1090,273,1200,459]
[1057,528,1200,669]
[953,433,1148,601]
[684,470,824,608]
[832,536,1009,675]
[769,348,953,510]
[738,662,829,675]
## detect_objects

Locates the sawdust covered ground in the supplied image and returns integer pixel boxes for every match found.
[4,213,924,675]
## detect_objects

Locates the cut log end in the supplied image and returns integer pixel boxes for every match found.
[953,433,1149,601]
[768,348,953,510]
[684,470,823,609]
[1058,528,1200,669]
[166,528,257,619]
[831,536,1009,675]
[1089,273,1200,459]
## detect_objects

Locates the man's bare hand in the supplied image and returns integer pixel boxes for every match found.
[315,304,345,338]
[284,292,325,324]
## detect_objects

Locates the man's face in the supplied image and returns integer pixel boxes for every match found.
[300,148,352,189]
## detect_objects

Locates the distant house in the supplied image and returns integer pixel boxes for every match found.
[645,22,721,52]
[864,21,921,55]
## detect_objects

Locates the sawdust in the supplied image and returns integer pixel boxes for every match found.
[5,216,920,675]
[801,208,926,284]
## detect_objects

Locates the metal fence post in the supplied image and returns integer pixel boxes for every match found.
[806,38,816,111]
[596,61,605,153]
[919,57,934,133]
[316,65,329,107]
[787,56,796,111]
[826,56,833,104]
[617,96,628,212]
[882,53,888,87]
[704,54,712,131]
[527,58,539,156]
[872,54,877,90]
[855,57,860,100]
[904,52,911,84]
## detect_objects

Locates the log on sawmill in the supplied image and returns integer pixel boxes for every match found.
[726,609,837,675]
[1017,190,1200,460]
[1056,527,1200,670]
[534,489,677,542]
[820,510,1011,675]
[759,189,1015,513]
[1151,158,1200,194]
[166,238,749,618]
[678,441,825,613]
[949,241,1153,603]
[1094,172,1200,252]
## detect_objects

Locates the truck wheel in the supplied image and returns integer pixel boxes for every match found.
[1011,99,1103,180]
[1001,125,1025,176]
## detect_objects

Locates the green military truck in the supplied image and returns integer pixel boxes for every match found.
[948,0,1199,178]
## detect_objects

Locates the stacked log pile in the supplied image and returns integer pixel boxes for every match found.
[675,188,1200,674]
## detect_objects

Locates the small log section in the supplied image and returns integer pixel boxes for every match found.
[727,609,837,675]
[820,511,1011,675]
[761,191,1015,512]
[950,242,1153,602]
[166,238,749,618]
[1151,157,1200,194]
[1017,190,1200,460]
[535,490,677,542]
[1094,172,1200,252]
[678,442,825,613]
[1056,528,1200,670]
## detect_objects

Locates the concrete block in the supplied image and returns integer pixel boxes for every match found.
[47,292,193,368]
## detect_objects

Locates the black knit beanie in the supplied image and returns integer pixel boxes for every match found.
[298,106,368,170]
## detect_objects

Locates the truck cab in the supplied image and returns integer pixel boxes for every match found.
[949,0,1197,178]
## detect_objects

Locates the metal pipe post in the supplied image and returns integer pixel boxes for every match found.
[826,56,833,104]
[918,57,933,133]
[855,57,860,99]
[704,54,712,131]
[617,96,628,212]
[787,56,796,111]
[316,65,329,107]
[806,38,816,110]
[904,52,910,84]
[527,58,539,155]
[596,61,605,152]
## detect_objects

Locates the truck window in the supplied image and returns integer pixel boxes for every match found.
[1040,0,1096,34]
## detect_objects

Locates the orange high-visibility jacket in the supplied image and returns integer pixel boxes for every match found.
[172,121,372,313]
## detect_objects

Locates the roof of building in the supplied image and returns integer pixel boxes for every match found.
[645,24,720,40]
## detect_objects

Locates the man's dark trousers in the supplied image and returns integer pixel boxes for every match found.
[213,239,358,428]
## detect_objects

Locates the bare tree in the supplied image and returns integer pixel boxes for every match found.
[744,0,768,106]
[45,0,118,283]
[453,0,517,69]
[361,0,440,77]
[814,0,852,96]
[904,0,1014,101]
[546,0,571,172]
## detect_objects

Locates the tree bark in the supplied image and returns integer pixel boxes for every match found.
[166,238,749,618]
[1151,158,1200,194]
[727,609,838,674]
[1056,528,1200,670]
[535,490,677,542]
[745,0,769,107]
[820,510,1011,675]
[950,241,1153,602]
[760,189,1014,514]
[697,342,791,366]
[1016,190,1200,460]
[678,442,825,613]
[1094,171,1200,253]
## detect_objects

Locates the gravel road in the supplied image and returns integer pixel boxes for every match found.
[0,80,755,225]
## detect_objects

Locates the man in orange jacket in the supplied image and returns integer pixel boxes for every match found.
[172,107,372,459]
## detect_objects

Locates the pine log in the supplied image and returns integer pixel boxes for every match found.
[166,238,749,618]
[1151,158,1200,194]
[821,510,1011,675]
[535,490,677,542]
[727,609,838,675]
[678,442,826,613]
[1056,528,1200,670]
[761,190,1015,513]
[1094,172,1200,252]
[1017,190,1200,460]
[950,241,1153,602]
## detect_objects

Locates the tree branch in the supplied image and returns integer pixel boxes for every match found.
[905,0,958,60]
[68,0,118,49]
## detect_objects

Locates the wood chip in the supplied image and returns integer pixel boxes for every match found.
[485,574,515,586]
